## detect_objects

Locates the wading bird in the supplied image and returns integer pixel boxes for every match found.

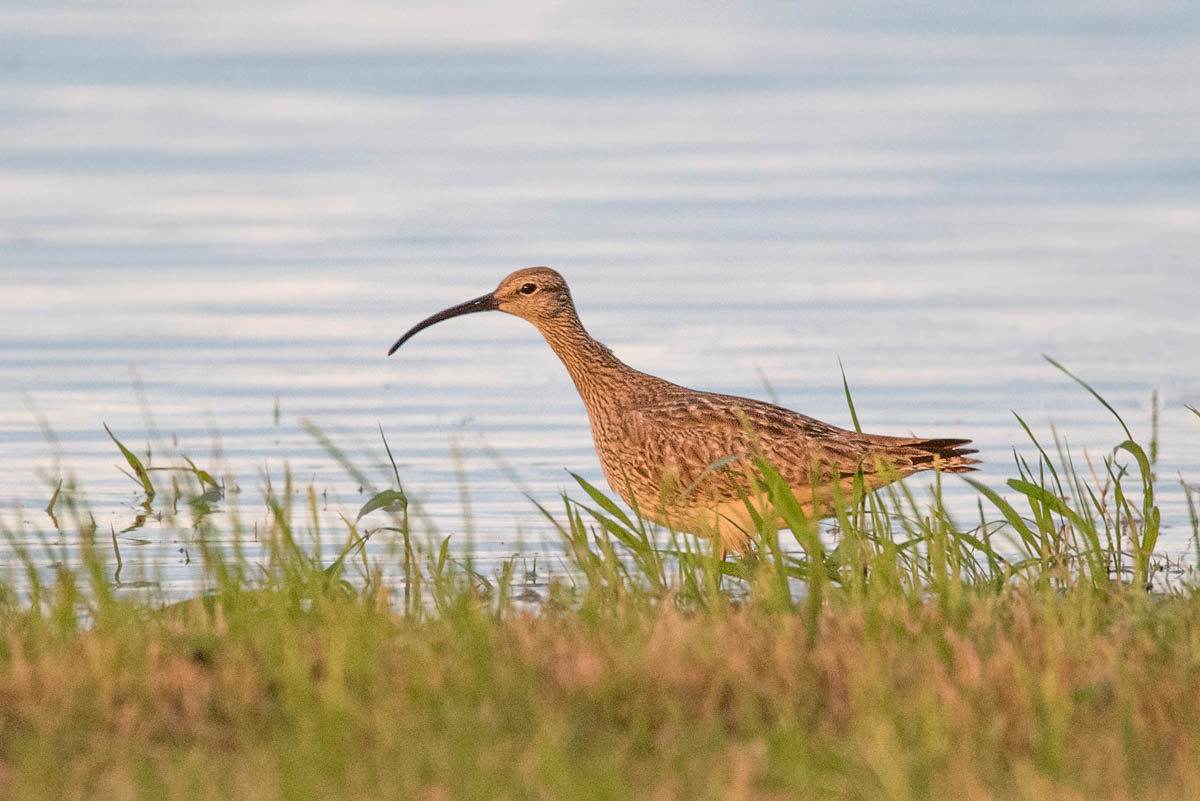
[388,267,977,552]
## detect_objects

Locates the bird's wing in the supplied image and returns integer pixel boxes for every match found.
[619,391,862,506]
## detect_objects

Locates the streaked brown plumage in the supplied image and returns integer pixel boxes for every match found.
[388,267,978,551]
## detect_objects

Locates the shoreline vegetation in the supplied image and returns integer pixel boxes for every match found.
[3,364,1200,800]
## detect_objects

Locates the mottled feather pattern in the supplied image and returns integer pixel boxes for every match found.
[583,382,978,515]
[392,266,979,551]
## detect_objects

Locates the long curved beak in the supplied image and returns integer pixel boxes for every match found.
[387,293,499,355]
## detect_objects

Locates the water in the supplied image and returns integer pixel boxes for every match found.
[2,1,1199,594]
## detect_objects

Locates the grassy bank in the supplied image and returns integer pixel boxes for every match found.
[5,571,1200,800]
[2,371,1199,800]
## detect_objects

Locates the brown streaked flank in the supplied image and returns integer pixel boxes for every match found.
[387,267,979,552]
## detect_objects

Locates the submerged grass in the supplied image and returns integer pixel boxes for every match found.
[1,363,1199,800]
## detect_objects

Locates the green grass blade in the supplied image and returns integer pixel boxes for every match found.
[570,472,637,531]
[324,525,373,580]
[1043,355,1132,441]
[1116,439,1160,561]
[573,502,647,555]
[962,477,1040,553]
[180,455,218,489]
[103,423,155,499]
[355,489,408,523]
[839,358,862,433]
[379,424,403,487]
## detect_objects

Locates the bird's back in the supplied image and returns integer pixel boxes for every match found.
[583,374,977,534]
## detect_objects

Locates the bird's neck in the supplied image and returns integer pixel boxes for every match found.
[535,310,634,406]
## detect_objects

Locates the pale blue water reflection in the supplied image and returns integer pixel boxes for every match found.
[2,0,1199,595]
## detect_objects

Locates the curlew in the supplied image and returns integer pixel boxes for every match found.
[387,267,978,552]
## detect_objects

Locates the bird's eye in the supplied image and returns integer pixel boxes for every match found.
[519,282,538,295]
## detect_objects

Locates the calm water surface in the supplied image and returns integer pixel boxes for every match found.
[2,1,1199,595]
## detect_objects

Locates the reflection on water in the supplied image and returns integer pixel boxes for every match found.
[2,0,1199,596]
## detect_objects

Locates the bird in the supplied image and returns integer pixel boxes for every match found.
[387,267,978,553]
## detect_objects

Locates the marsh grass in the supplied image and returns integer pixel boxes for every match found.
[1,363,1199,800]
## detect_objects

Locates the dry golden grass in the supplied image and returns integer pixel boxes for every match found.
[3,577,1200,800]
